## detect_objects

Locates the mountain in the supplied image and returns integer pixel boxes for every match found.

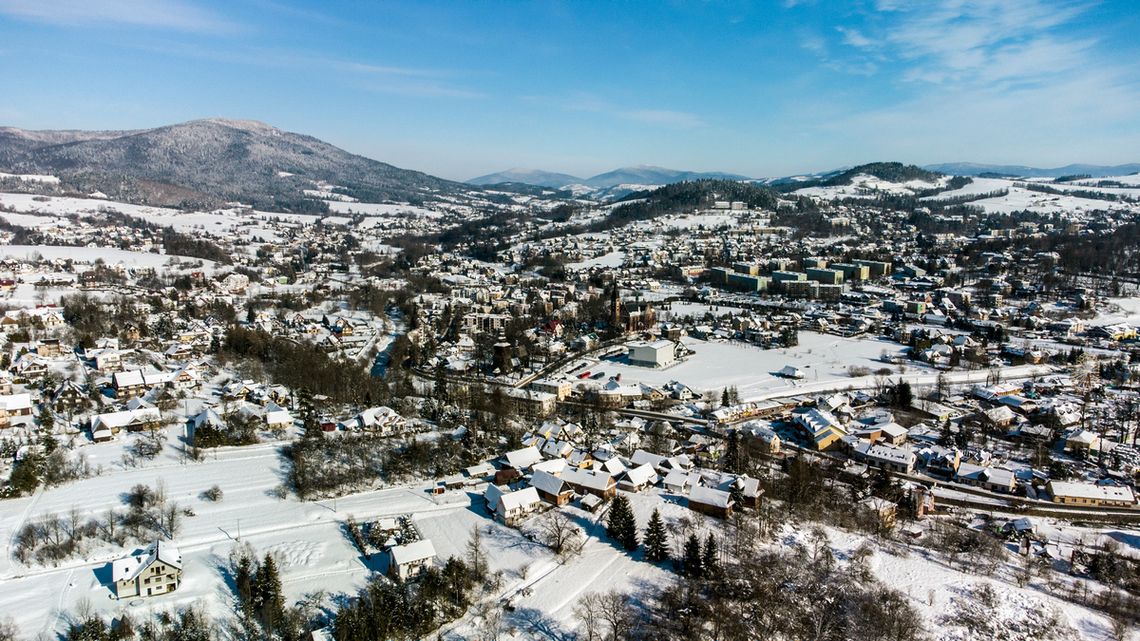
[584,165,750,188]
[0,118,471,211]
[924,162,1140,179]
[467,168,583,188]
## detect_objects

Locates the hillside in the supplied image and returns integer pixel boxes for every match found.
[600,179,780,229]
[0,119,472,212]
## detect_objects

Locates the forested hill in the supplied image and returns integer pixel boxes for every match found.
[602,179,781,228]
[0,118,471,212]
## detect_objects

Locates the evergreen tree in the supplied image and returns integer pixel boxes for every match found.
[607,495,638,551]
[721,387,730,407]
[254,554,285,634]
[643,508,669,562]
[235,554,254,620]
[38,407,57,455]
[722,431,741,474]
[702,534,719,577]
[682,533,703,579]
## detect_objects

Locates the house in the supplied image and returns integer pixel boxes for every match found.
[262,402,294,431]
[954,463,1016,493]
[112,370,146,399]
[618,463,658,492]
[857,497,897,530]
[531,470,573,505]
[792,409,847,451]
[852,440,916,475]
[112,541,183,599]
[776,365,805,379]
[722,475,764,509]
[387,540,436,581]
[91,407,163,434]
[742,422,782,455]
[351,406,407,435]
[503,446,543,471]
[495,487,542,525]
[506,388,557,417]
[52,381,87,413]
[980,406,1016,429]
[687,485,734,519]
[1063,430,1101,455]
[561,467,617,499]
[1047,481,1136,508]
[0,393,34,428]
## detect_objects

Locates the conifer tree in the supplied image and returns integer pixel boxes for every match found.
[702,533,719,577]
[643,508,669,562]
[682,533,703,579]
[722,430,740,474]
[254,554,285,634]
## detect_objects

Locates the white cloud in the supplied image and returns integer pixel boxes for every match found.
[0,0,235,33]
[837,27,876,49]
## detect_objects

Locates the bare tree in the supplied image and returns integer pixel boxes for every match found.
[538,512,582,557]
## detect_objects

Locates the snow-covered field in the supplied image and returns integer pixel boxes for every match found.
[581,333,917,400]
[0,193,178,218]
[796,173,946,199]
[0,245,216,272]
[1096,297,1140,326]
[0,432,530,638]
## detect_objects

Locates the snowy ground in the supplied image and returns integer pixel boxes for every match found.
[0,245,217,272]
[0,432,500,638]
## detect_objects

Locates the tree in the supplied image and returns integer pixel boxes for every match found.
[606,495,638,551]
[643,509,669,563]
[539,512,582,557]
[701,533,719,578]
[38,407,58,455]
[254,554,285,634]
[466,526,488,583]
[682,533,703,579]
[722,430,741,474]
[893,379,913,408]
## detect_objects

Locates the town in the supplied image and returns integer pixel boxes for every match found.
[0,156,1137,641]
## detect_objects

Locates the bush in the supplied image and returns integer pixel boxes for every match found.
[202,485,224,502]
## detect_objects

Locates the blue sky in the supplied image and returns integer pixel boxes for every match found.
[1,0,1138,180]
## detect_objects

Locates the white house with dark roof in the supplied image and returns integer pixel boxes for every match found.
[112,540,183,599]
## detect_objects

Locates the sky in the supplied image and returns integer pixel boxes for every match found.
[0,0,1138,181]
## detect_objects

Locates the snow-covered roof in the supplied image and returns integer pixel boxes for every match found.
[689,485,733,509]
[112,540,182,583]
[498,486,541,513]
[504,446,543,470]
[530,469,568,496]
[1049,481,1134,503]
[389,539,436,566]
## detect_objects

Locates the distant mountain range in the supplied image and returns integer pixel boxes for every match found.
[469,165,751,189]
[923,162,1140,178]
[0,118,469,211]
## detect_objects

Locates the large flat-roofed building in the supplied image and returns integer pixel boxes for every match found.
[806,267,844,285]
[771,270,807,282]
[727,273,769,292]
[831,262,870,281]
[628,339,677,368]
[853,259,892,278]
[1048,481,1135,507]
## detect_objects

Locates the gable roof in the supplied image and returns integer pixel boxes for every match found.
[389,539,436,566]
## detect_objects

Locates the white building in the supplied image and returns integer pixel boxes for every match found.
[628,340,676,368]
